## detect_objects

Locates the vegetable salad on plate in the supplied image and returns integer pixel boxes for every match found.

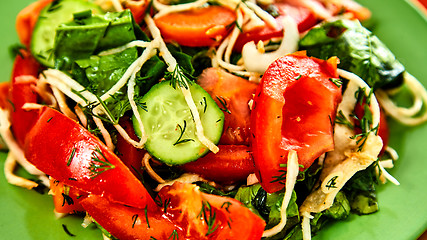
[1,0,427,239]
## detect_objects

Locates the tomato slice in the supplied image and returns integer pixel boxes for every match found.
[250,52,342,193]
[158,182,266,239]
[180,145,255,183]
[24,107,155,208]
[154,6,236,47]
[80,194,182,240]
[81,182,265,240]
[234,3,317,51]
[197,67,258,145]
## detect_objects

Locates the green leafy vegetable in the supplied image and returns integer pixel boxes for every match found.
[234,184,299,231]
[54,10,136,65]
[195,182,238,198]
[299,19,405,89]
[73,47,138,95]
[343,162,379,215]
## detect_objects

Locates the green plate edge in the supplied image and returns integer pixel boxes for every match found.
[0,0,426,239]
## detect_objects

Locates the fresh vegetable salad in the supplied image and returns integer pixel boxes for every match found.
[1,0,426,239]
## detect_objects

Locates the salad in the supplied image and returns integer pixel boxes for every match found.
[1,0,426,239]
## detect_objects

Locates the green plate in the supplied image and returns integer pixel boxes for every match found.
[0,0,426,239]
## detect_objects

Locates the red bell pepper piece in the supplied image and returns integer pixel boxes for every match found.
[24,107,155,209]
[115,117,146,178]
[9,50,40,148]
[250,52,342,193]
[49,178,86,214]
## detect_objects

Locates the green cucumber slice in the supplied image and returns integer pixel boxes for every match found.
[30,0,102,67]
[132,81,224,165]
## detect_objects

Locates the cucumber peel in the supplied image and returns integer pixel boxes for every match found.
[133,81,224,165]
[30,0,103,67]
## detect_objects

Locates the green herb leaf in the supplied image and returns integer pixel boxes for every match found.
[300,19,405,89]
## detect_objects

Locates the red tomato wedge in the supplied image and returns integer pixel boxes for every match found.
[158,182,266,239]
[234,3,317,51]
[9,50,41,148]
[197,67,258,145]
[154,6,236,47]
[180,145,255,183]
[81,194,182,240]
[251,52,342,193]
[81,182,265,240]
[24,107,155,209]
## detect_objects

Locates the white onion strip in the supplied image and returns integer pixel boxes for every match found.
[262,150,299,238]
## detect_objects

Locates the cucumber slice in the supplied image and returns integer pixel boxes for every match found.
[132,81,224,165]
[30,0,102,67]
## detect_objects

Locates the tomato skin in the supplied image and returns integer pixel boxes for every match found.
[203,193,265,240]
[122,0,149,24]
[251,52,342,193]
[81,182,265,240]
[16,0,53,47]
[24,107,155,209]
[180,145,255,183]
[158,182,266,240]
[197,68,258,145]
[234,3,317,51]
[80,194,182,240]
[281,75,340,164]
[116,117,146,177]
[9,50,41,148]
[50,178,86,214]
[154,6,236,47]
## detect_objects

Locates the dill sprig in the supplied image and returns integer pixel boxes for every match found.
[271,163,305,184]
[88,147,115,179]
[216,96,231,114]
[94,94,119,125]
[200,97,207,113]
[329,77,343,87]
[61,224,76,237]
[67,147,77,166]
[198,201,219,236]
[168,229,179,240]
[173,120,195,146]
[166,65,193,90]
[335,110,354,130]
[351,87,378,151]
[271,168,287,184]
[132,214,139,228]
[61,193,74,206]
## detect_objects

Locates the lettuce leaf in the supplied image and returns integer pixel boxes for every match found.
[235,184,299,238]
[299,19,405,89]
